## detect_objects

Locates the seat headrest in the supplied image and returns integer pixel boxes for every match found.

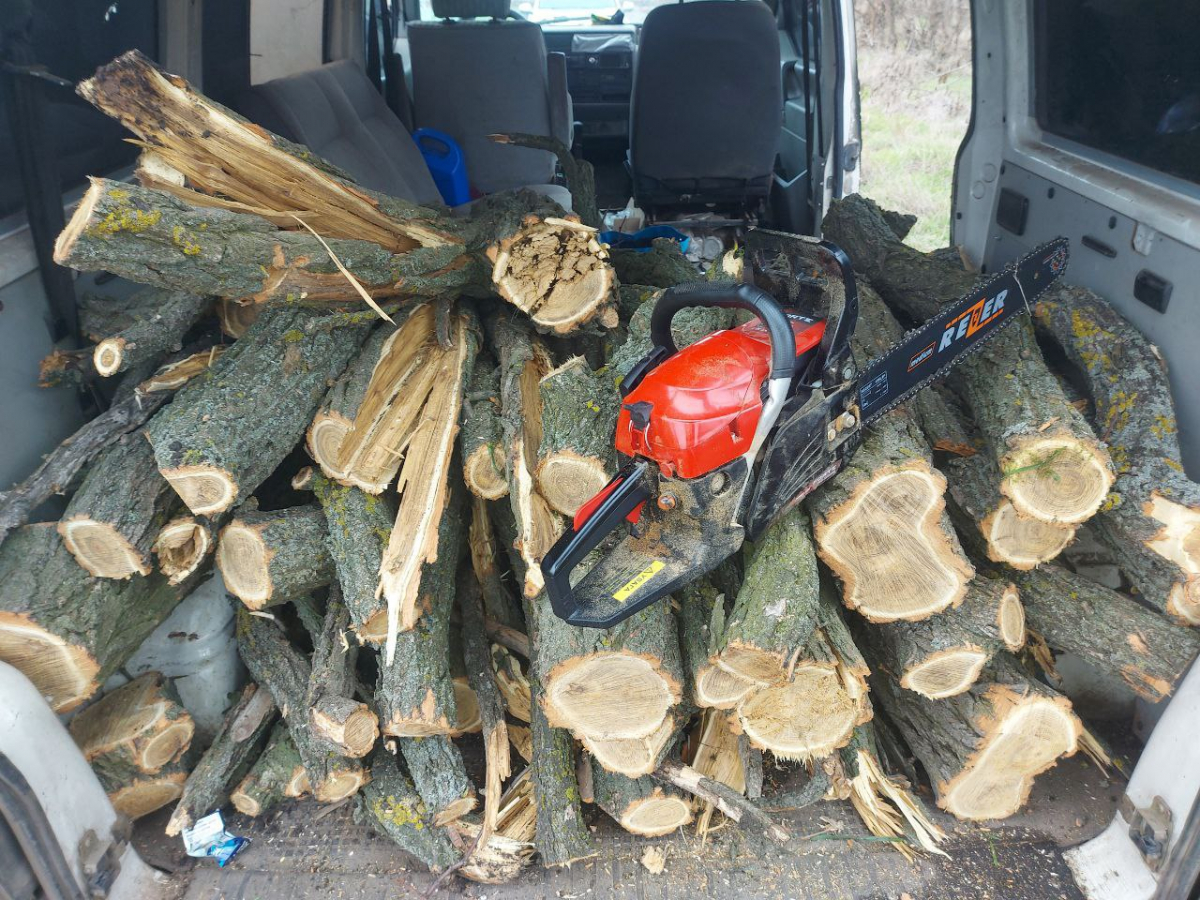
[431,0,511,19]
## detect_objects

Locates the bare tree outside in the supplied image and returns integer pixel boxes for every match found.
[856,0,973,250]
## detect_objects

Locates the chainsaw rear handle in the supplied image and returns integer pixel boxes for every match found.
[649,283,798,380]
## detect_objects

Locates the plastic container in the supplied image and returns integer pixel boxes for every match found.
[413,128,471,207]
[597,224,690,254]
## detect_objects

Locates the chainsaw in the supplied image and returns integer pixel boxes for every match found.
[543,230,1070,628]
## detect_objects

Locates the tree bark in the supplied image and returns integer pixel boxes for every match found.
[229,721,310,816]
[58,433,180,579]
[609,238,699,289]
[859,578,1025,700]
[823,195,1113,526]
[0,524,191,712]
[361,746,458,872]
[99,748,197,821]
[236,609,368,802]
[535,355,620,516]
[1032,285,1200,623]
[92,288,214,377]
[528,672,594,866]
[868,656,1081,821]
[399,736,478,826]
[308,585,379,757]
[461,358,509,500]
[677,575,756,710]
[166,683,277,834]
[590,763,692,836]
[376,484,465,737]
[216,504,333,610]
[145,306,369,516]
[468,496,524,631]
[1015,564,1200,703]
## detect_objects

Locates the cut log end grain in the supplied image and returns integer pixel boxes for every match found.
[70,672,195,772]
[735,664,862,761]
[815,466,972,622]
[582,716,677,779]
[997,586,1026,651]
[58,516,150,579]
[940,690,1080,821]
[307,413,354,483]
[153,517,212,583]
[216,522,272,606]
[464,444,509,500]
[899,648,990,700]
[544,653,680,742]
[1146,492,1200,624]
[489,217,615,333]
[1000,436,1114,526]
[694,664,756,710]
[311,699,380,758]
[0,615,99,713]
[110,775,186,819]
[216,506,331,609]
[606,785,693,837]
[93,338,127,377]
[161,465,238,517]
[984,501,1076,570]
[535,452,609,518]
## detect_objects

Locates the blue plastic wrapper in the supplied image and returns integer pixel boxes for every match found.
[182,811,250,867]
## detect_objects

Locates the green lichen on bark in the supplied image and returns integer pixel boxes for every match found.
[361,747,458,871]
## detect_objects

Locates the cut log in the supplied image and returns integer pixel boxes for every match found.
[860,579,1025,700]
[166,682,277,835]
[490,132,601,230]
[377,483,465,736]
[304,470,393,642]
[528,673,594,866]
[362,746,458,872]
[716,507,821,686]
[308,585,379,757]
[868,656,1081,821]
[58,434,180,579]
[677,577,756,710]
[609,238,699,289]
[307,310,440,493]
[837,722,947,859]
[236,609,368,802]
[1014,564,1200,703]
[1032,285,1200,623]
[609,292,735,382]
[399,736,478,826]
[70,672,195,780]
[92,289,214,377]
[491,313,560,597]
[378,312,476,657]
[0,524,190,712]
[535,356,620,516]
[590,763,692,837]
[64,52,615,331]
[101,751,196,820]
[452,768,537,883]
[229,722,310,816]
[461,359,509,500]
[734,590,872,761]
[153,516,216,584]
[216,504,333,610]
[581,713,680,778]
[145,307,369,516]
[823,195,1113,525]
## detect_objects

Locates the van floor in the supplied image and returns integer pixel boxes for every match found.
[138,749,1123,899]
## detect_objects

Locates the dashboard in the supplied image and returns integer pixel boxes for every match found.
[543,26,637,141]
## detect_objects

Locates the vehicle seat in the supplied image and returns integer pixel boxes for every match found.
[629,0,782,213]
[236,61,445,206]
[408,0,573,196]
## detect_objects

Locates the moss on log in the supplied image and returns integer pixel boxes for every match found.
[58,434,180,579]
[145,307,369,516]
[0,524,191,712]
[1032,285,1200,623]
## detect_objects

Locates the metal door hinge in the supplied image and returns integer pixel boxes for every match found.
[1119,794,1172,871]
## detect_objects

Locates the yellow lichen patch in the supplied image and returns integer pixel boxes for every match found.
[87,203,162,238]
[171,225,202,256]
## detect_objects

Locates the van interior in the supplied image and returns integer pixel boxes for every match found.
[0,0,1198,897]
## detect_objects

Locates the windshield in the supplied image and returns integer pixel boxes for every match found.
[517,0,679,26]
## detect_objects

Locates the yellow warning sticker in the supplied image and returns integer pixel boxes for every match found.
[613,561,665,603]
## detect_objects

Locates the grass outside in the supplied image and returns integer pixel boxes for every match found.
[857,48,973,252]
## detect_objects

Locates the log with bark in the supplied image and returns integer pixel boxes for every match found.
[0,524,192,712]
[678,576,758,711]
[229,721,310,816]
[57,433,180,579]
[461,358,509,500]
[361,746,459,872]
[70,672,196,818]
[166,682,277,835]
[144,307,369,516]
[468,496,525,631]
[399,735,478,826]
[528,673,594,866]
[868,656,1081,820]
[236,609,369,802]
[1014,564,1200,703]
[91,288,214,378]
[216,504,333,609]
[308,585,379,757]
[822,195,1114,526]
[590,762,693,836]
[1032,285,1200,623]
[56,52,615,332]
[860,578,1025,700]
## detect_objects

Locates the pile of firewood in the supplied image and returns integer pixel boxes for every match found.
[1,50,1198,883]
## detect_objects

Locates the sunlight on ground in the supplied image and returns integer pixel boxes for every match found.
[858,49,973,252]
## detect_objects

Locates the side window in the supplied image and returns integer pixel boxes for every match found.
[0,0,159,218]
[250,0,324,84]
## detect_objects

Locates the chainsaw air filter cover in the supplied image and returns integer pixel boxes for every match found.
[616,315,825,479]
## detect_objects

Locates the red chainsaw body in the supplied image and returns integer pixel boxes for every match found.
[616,315,826,479]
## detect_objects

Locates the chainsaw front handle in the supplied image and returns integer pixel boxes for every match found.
[648,282,798,381]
